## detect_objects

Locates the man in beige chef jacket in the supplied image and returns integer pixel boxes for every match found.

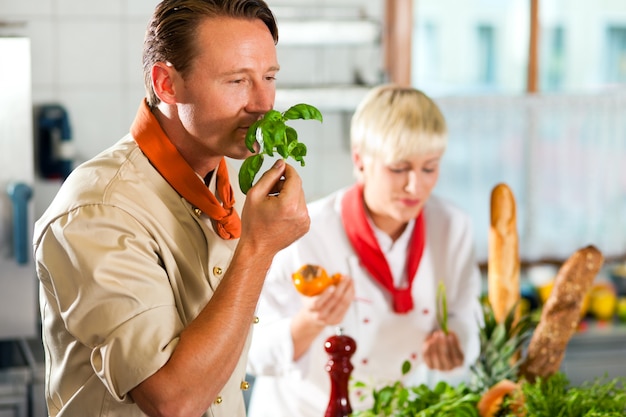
[33,1,310,416]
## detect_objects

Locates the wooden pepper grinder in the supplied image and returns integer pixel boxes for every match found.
[324,327,356,417]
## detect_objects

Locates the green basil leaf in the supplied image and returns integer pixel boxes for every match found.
[283,103,323,122]
[263,109,284,123]
[270,121,286,148]
[245,120,261,153]
[401,360,411,375]
[285,126,298,145]
[259,122,276,156]
[275,144,289,159]
[238,153,264,194]
[289,142,307,166]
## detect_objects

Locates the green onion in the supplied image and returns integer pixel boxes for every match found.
[437,281,449,335]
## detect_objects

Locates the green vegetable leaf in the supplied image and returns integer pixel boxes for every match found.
[263,109,283,122]
[238,103,322,194]
[285,126,298,145]
[288,142,307,166]
[283,103,323,122]
[401,360,411,375]
[275,144,289,159]
[238,153,264,195]
[245,120,262,153]
[513,372,626,417]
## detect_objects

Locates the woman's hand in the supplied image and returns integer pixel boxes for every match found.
[421,329,464,371]
[290,275,355,360]
[302,275,354,325]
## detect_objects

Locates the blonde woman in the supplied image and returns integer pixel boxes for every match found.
[247,84,483,416]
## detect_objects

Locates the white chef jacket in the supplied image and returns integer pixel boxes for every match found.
[246,187,482,417]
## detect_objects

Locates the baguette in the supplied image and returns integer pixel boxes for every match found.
[488,183,520,324]
[519,245,604,382]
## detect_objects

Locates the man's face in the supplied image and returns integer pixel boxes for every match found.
[173,16,279,163]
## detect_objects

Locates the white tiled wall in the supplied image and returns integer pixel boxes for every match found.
[0,0,384,216]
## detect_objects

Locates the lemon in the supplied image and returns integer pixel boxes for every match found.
[537,280,554,305]
[617,297,626,322]
[589,288,617,321]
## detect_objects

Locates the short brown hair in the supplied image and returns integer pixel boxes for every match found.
[142,0,278,108]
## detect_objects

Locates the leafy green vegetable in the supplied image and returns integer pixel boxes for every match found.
[351,380,480,417]
[350,299,626,416]
[402,360,412,376]
[351,371,626,416]
[436,282,449,335]
[352,361,480,417]
[508,372,626,417]
[238,103,323,194]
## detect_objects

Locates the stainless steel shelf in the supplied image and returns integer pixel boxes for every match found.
[277,19,380,46]
[275,85,371,113]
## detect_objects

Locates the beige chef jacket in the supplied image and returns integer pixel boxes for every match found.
[33,134,251,416]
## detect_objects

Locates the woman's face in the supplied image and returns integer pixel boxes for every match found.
[358,150,444,239]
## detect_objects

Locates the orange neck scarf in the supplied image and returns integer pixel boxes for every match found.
[341,184,425,313]
[130,100,241,240]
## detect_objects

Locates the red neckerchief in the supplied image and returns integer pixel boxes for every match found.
[340,184,425,313]
[130,100,241,240]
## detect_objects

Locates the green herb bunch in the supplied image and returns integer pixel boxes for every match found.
[351,362,480,417]
[238,103,323,194]
[508,372,626,417]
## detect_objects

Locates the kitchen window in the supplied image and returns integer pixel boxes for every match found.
[411,0,626,263]
[607,26,626,84]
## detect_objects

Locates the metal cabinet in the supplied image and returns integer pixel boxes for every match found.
[0,37,37,341]
[0,36,39,417]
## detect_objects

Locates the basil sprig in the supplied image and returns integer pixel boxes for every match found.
[238,103,323,194]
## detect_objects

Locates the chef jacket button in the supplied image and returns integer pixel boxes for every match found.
[213,266,223,276]
[214,396,223,405]
[253,316,259,324]
[193,208,202,217]
[241,381,250,390]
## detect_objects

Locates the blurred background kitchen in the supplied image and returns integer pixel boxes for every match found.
[1,0,625,415]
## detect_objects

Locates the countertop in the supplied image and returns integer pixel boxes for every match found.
[561,319,626,385]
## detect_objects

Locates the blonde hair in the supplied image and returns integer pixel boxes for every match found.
[350,84,447,178]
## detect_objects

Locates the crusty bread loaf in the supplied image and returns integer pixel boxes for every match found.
[519,245,604,382]
[488,183,520,324]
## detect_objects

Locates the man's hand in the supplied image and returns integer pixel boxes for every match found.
[421,329,465,371]
[240,159,310,258]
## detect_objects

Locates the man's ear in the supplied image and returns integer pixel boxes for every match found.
[151,62,177,104]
